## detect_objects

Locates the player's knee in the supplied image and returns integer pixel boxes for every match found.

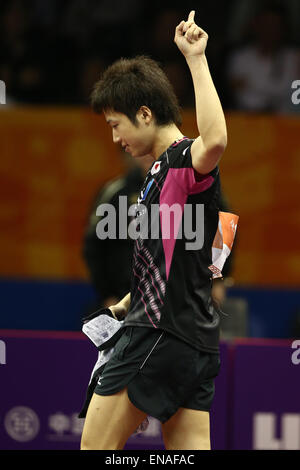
[80,432,96,450]
[80,423,125,450]
[80,440,93,450]
[163,432,211,450]
[80,435,91,450]
[80,434,122,450]
[162,415,211,450]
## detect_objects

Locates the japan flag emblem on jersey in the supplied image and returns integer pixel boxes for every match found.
[151,161,161,175]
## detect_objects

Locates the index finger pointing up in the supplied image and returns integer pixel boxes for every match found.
[188,10,195,22]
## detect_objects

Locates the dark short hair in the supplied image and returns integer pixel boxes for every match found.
[91,55,182,127]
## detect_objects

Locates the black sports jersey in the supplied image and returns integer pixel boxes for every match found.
[124,138,221,353]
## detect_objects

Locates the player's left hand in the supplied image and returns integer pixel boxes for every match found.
[174,10,208,58]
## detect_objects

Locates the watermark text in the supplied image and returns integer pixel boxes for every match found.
[0,80,6,104]
[291,80,300,105]
[291,340,300,365]
[0,340,6,364]
[95,197,204,250]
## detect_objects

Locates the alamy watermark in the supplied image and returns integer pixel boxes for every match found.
[291,340,300,365]
[291,80,300,105]
[95,196,204,250]
[0,340,6,365]
[0,80,5,105]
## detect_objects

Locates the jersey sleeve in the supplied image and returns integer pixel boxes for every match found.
[169,140,217,195]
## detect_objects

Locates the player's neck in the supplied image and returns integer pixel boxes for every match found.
[152,124,184,160]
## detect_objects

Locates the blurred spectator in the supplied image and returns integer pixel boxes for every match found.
[226,3,300,113]
[82,154,153,308]
[141,3,236,109]
[142,8,194,108]
[62,0,145,60]
[163,60,194,109]
[0,0,51,103]
[2,0,299,108]
[226,0,300,45]
[75,56,105,105]
[146,8,182,62]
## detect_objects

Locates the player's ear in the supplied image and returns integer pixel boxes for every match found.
[137,106,153,125]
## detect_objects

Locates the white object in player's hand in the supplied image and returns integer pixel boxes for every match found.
[174,10,208,58]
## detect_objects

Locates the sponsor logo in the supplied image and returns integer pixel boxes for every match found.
[4,406,40,442]
[97,375,103,386]
[151,161,161,175]
[47,412,84,441]
[253,412,300,450]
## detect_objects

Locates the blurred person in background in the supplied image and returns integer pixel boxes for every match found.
[0,0,51,104]
[226,0,300,45]
[75,55,106,105]
[82,154,153,309]
[62,0,145,61]
[145,8,195,108]
[226,2,300,113]
[0,0,81,104]
[144,4,231,109]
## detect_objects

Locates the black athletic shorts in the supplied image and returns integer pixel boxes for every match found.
[94,326,220,423]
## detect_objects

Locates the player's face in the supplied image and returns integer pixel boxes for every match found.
[104,109,155,158]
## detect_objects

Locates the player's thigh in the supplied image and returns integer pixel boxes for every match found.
[80,387,148,450]
[161,407,211,450]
